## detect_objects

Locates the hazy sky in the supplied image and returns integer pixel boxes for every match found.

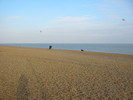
[0,0,133,43]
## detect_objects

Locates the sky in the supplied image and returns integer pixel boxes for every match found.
[0,0,133,43]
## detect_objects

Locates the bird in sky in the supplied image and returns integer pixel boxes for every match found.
[40,30,42,32]
[122,19,125,21]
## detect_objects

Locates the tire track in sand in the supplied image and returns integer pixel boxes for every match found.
[27,58,47,100]
[16,74,29,100]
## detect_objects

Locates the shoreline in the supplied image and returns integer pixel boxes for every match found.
[0,44,133,56]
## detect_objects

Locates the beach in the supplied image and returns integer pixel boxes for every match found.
[0,45,133,100]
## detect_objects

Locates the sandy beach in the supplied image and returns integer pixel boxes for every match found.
[0,45,133,100]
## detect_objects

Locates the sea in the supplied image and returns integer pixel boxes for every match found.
[0,43,133,55]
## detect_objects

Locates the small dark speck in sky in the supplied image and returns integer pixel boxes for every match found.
[122,19,125,21]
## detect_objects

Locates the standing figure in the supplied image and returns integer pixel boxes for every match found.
[81,49,84,51]
[49,45,52,49]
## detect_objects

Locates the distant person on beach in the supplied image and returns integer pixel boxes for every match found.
[81,49,84,51]
[49,45,52,49]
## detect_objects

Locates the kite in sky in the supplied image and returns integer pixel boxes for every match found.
[122,19,125,21]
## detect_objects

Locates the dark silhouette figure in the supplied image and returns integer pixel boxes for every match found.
[81,49,84,51]
[49,45,52,49]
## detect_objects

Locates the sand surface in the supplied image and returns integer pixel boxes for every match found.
[0,45,133,100]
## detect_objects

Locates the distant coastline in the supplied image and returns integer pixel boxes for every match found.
[0,43,133,55]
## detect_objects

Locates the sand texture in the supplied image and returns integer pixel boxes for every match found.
[0,45,133,100]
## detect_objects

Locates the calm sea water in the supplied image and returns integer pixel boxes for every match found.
[0,43,133,55]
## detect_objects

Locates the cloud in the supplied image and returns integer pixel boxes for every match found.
[6,16,23,20]
[0,16,29,21]
[1,21,133,43]
[103,0,132,6]
[124,9,133,14]
[0,25,8,29]
[37,20,133,43]
[54,16,91,23]
[98,0,133,12]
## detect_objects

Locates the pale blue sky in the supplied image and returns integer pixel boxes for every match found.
[0,0,133,43]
